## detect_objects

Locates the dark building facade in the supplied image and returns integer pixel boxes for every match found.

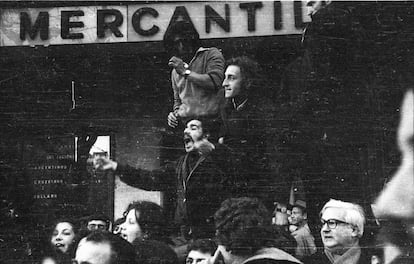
[0,1,413,262]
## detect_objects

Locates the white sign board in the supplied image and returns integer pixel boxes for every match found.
[0,1,310,47]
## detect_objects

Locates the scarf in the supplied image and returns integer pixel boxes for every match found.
[324,244,361,264]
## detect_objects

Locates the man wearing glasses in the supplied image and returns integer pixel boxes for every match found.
[85,214,111,232]
[304,199,371,264]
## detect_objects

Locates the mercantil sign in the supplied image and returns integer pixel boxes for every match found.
[0,1,310,47]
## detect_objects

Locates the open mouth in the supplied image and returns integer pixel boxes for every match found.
[183,134,193,145]
[54,243,65,251]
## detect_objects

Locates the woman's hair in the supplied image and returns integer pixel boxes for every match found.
[124,201,168,242]
[47,217,81,259]
[50,218,80,235]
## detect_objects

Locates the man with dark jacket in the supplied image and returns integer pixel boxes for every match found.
[94,118,232,239]
[219,57,271,206]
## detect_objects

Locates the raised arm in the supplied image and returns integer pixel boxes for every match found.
[93,156,174,191]
[169,48,225,92]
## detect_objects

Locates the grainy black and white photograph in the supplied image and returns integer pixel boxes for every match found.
[0,1,413,263]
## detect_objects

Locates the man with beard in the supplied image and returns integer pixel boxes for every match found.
[94,118,230,240]
[165,21,225,128]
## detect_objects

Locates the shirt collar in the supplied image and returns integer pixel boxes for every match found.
[232,98,248,111]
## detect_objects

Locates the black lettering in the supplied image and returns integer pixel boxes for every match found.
[205,4,230,33]
[132,7,159,36]
[20,12,49,40]
[274,1,282,30]
[61,10,84,39]
[294,0,304,29]
[97,9,124,38]
[239,2,263,32]
[166,6,195,30]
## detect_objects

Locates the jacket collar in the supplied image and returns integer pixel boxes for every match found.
[241,247,302,264]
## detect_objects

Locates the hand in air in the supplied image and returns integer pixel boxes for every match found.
[168,56,186,75]
[167,112,179,128]
[93,156,117,171]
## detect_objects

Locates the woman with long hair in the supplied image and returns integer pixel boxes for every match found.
[41,218,79,264]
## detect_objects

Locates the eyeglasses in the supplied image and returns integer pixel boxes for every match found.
[321,219,349,229]
[87,223,106,231]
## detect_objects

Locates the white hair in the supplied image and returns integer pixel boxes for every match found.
[321,199,366,237]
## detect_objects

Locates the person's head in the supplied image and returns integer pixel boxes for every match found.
[186,239,217,264]
[306,0,331,17]
[183,118,217,153]
[214,197,273,263]
[288,205,307,226]
[163,20,200,61]
[222,56,259,99]
[320,199,365,254]
[41,256,57,264]
[372,90,414,264]
[75,231,136,264]
[120,201,166,243]
[87,214,111,231]
[50,218,79,255]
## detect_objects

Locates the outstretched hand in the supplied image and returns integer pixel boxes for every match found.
[93,156,118,171]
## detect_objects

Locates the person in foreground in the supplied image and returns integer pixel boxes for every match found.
[212,197,302,264]
[303,199,370,264]
[74,231,136,264]
[372,90,414,264]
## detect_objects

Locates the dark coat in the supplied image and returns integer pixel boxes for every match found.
[303,247,372,264]
[219,98,270,202]
[117,151,230,238]
[242,247,302,264]
[133,239,178,264]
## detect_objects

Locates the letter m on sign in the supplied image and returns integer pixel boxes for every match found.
[20,12,49,40]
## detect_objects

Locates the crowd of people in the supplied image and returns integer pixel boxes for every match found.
[3,0,413,263]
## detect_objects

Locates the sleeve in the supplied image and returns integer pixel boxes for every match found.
[205,48,225,91]
[171,70,181,112]
[116,161,175,192]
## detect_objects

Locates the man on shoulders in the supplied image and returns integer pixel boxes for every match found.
[165,20,225,128]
